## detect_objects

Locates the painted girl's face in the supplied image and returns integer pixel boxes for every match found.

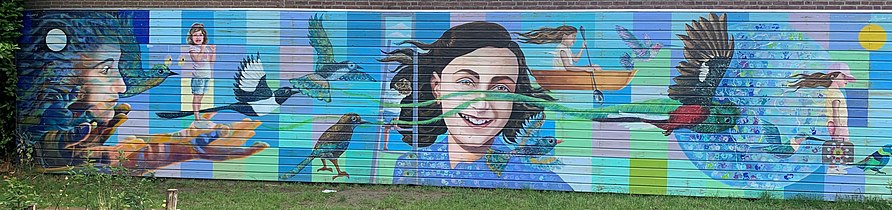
[832,72,856,87]
[78,44,126,124]
[191,31,205,45]
[562,32,577,46]
[432,47,518,148]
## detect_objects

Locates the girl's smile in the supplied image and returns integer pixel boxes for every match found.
[458,113,493,127]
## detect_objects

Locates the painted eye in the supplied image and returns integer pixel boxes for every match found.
[100,66,111,74]
[490,84,510,92]
[348,63,356,69]
[547,138,555,144]
[351,116,358,122]
[158,69,164,74]
[457,78,475,87]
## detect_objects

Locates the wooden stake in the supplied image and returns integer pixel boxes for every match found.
[26,204,36,210]
[166,189,178,210]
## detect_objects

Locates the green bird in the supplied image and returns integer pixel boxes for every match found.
[289,14,376,103]
[853,144,892,175]
[280,113,370,180]
[120,63,178,98]
[114,27,179,98]
[748,120,826,159]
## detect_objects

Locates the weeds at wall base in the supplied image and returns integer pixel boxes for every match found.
[1,151,163,210]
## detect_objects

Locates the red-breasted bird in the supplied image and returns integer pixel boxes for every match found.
[595,13,740,136]
[280,113,370,180]
[616,25,664,70]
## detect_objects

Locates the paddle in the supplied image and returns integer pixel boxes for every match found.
[579,26,604,105]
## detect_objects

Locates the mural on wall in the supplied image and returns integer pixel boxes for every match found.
[16,10,892,200]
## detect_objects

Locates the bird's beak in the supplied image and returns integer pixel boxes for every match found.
[357,66,364,70]
[556,139,564,144]
[170,72,179,76]
[360,120,372,124]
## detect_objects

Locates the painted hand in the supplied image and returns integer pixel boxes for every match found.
[93,113,268,173]
[68,103,131,150]
[590,64,603,72]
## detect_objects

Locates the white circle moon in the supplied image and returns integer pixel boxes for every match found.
[46,28,67,52]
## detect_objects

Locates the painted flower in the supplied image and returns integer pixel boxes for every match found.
[822,141,854,165]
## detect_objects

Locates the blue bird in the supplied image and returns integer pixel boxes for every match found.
[853,144,892,175]
[155,53,297,119]
[485,113,564,176]
[280,113,370,180]
[120,63,178,98]
[290,14,376,103]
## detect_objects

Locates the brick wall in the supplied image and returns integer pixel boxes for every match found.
[25,0,892,10]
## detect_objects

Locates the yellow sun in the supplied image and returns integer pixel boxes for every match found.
[859,24,886,51]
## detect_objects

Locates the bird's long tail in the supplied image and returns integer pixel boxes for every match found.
[280,155,316,180]
[155,104,235,119]
[594,117,670,129]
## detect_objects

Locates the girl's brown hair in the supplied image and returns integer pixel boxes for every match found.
[787,71,843,92]
[378,21,556,147]
[187,23,207,45]
[514,25,577,44]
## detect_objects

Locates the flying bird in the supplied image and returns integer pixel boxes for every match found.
[120,63,178,98]
[155,53,297,119]
[280,113,370,180]
[595,13,740,136]
[748,120,827,159]
[290,14,377,103]
[116,44,179,98]
[615,25,663,69]
[853,144,892,175]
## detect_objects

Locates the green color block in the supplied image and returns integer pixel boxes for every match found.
[629,129,668,195]
[629,158,667,195]
[244,148,279,181]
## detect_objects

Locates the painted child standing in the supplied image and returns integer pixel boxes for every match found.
[187,23,216,122]
[787,62,857,175]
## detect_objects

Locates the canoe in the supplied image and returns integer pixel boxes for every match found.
[530,69,637,91]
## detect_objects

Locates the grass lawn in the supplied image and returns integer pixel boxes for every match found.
[5,171,892,210]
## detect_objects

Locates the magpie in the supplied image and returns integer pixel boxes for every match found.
[156,53,296,119]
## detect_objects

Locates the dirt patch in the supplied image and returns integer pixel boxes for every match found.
[336,187,449,206]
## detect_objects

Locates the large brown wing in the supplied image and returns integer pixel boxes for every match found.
[668,13,735,105]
